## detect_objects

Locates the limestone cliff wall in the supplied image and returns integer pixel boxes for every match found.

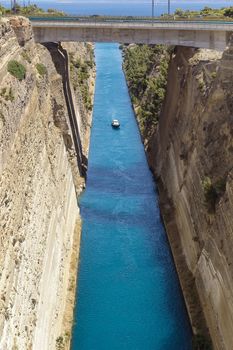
[148,39,233,349]
[0,17,93,349]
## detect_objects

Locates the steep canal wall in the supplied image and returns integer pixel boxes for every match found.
[0,17,94,349]
[124,38,233,349]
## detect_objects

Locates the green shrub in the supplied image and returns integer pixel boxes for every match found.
[202,176,227,213]
[36,63,47,76]
[175,8,185,16]
[224,7,233,18]
[86,60,94,69]
[56,332,70,350]
[211,71,217,79]
[0,87,14,102]
[7,87,14,102]
[56,336,64,350]
[70,56,93,111]
[192,334,213,350]
[215,177,226,195]
[0,88,7,97]
[21,50,31,63]
[0,111,5,124]
[198,80,205,93]
[7,60,26,81]
[69,43,95,112]
[202,177,217,213]
[72,58,81,69]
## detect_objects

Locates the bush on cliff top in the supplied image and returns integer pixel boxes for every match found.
[224,7,233,17]
[7,60,26,81]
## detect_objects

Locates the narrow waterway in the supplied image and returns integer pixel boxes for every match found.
[72,43,192,350]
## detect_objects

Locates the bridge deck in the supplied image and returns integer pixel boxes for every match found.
[30,19,233,50]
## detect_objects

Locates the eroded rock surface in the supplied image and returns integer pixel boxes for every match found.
[149,39,233,349]
[0,17,94,349]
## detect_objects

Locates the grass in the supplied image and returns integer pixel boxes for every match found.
[7,60,26,81]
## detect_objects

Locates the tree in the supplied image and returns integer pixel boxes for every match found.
[175,8,184,17]
[200,6,213,15]
[224,7,233,18]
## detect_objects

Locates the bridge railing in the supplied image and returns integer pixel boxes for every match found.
[28,15,233,26]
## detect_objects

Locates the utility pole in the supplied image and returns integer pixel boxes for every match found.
[168,0,171,15]
[12,0,16,13]
[152,0,154,21]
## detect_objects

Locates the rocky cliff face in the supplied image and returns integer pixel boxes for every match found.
[0,17,94,349]
[147,40,233,349]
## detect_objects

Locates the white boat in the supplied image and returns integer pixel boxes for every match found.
[111,119,120,128]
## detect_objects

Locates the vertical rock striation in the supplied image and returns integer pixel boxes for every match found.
[0,17,94,349]
[148,38,233,349]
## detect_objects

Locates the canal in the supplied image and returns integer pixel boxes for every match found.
[71,43,192,349]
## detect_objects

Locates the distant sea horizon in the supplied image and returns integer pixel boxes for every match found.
[1,0,233,16]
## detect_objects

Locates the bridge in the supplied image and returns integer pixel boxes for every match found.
[30,18,233,50]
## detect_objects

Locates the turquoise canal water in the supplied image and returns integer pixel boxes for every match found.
[71,43,192,350]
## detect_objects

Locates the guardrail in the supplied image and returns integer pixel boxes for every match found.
[30,18,233,33]
[28,16,233,25]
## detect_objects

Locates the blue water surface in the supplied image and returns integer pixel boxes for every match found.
[71,43,192,350]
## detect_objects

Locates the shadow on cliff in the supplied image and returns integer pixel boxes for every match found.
[43,41,87,178]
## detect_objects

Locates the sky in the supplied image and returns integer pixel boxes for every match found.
[1,0,232,15]
[11,0,233,3]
